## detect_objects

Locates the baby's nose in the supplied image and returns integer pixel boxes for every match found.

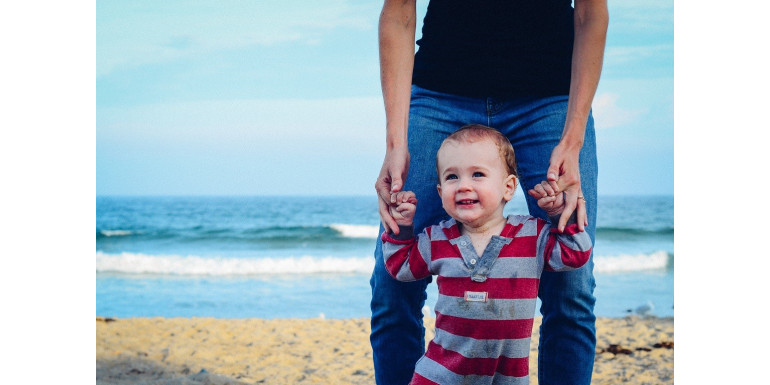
[458,178,473,190]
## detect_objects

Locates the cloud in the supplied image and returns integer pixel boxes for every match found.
[592,92,646,129]
[97,1,379,76]
[608,0,674,35]
[97,96,386,151]
[96,96,388,195]
[610,0,673,12]
[604,44,673,66]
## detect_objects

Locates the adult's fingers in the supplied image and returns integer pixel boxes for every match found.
[546,163,560,182]
[389,172,404,195]
[558,189,578,232]
[374,146,409,234]
[378,198,398,235]
[554,170,581,195]
[576,193,587,231]
[375,179,396,233]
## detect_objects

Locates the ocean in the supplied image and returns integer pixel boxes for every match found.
[96,195,674,319]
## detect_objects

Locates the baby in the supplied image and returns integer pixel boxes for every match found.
[381,124,593,385]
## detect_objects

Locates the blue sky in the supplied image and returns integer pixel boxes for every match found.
[96,0,673,196]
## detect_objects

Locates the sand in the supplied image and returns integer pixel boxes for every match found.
[96,316,673,385]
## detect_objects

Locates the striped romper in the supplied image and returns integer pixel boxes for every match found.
[381,215,593,385]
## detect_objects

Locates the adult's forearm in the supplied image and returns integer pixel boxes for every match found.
[562,0,608,148]
[379,0,416,150]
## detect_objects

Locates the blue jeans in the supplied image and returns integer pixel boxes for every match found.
[370,85,598,385]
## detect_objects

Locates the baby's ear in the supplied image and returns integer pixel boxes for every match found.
[503,175,517,201]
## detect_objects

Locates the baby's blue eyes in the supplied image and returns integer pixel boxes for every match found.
[444,172,484,180]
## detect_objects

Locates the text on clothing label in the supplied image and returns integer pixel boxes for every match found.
[464,291,488,302]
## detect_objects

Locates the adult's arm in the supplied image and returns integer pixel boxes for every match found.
[375,0,417,234]
[548,0,609,232]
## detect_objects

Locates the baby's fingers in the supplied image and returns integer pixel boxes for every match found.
[396,202,416,214]
[404,191,418,205]
[539,181,558,196]
[537,195,557,206]
[528,183,547,199]
[392,190,416,203]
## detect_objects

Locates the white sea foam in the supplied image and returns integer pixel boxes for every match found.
[96,250,671,277]
[593,251,670,273]
[96,252,375,276]
[100,230,134,237]
[329,224,380,238]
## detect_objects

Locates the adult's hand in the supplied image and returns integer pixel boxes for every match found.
[375,145,409,234]
[547,142,587,232]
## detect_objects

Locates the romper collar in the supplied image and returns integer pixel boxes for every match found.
[444,217,517,282]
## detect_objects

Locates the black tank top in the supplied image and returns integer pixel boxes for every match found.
[412,0,574,98]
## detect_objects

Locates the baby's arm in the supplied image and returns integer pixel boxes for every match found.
[381,193,432,282]
[541,223,593,272]
[529,181,592,271]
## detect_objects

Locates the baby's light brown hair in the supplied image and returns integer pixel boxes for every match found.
[438,124,518,178]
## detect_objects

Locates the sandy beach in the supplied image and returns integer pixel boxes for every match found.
[96,316,672,384]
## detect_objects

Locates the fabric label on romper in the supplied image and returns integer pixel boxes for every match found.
[464,291,488,302]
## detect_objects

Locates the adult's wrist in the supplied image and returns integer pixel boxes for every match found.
[561,106,589,149]
[558,139,583,153]
[386,140,407,151]
[385,130,408,150]
[558,126,585,151]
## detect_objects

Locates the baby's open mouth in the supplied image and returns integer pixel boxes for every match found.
[457,199,478,205]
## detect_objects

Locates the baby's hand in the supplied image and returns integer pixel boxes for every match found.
[528,180,565,218]
[388,191,417,227]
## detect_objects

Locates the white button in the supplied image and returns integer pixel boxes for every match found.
[470,259,477,265]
